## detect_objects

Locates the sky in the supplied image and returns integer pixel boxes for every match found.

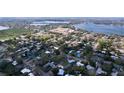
[0,0,124,17]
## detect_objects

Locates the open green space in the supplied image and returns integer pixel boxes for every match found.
[0,29,31,40]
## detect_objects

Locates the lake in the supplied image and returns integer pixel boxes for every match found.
[0,26,9,31]
[30,21,70,26]
[74,22,124,36]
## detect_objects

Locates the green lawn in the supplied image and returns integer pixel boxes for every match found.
[0,28,31,40]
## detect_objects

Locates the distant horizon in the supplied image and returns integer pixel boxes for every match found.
[0,17,124,21]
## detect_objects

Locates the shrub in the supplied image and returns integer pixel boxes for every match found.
[37,34,51,42]
[40,54,50,65]
[83,45,93,56]
[52,68,59,76]
[65,66,86,75]
[51,55,66,64]
[98,39,112,50]
[0,60,8,71]
[3,63,16,75]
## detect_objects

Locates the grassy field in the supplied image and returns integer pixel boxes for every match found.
[0,28,31,40]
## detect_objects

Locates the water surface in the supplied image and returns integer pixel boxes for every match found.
[30,21,70,26]
[74,22,124,36]
[0,26,9,31]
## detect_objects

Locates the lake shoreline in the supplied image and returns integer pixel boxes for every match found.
[74,22,124,36]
